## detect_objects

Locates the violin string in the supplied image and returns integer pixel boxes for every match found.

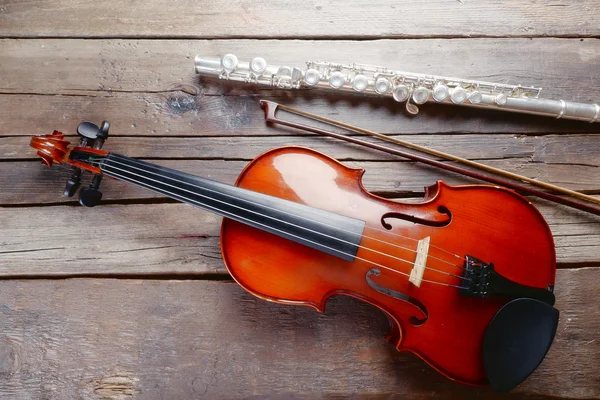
[83,158,466,272]
[89,160,469,291]
[86,155,468,269]
[85,156,470,285]
[87,155,469,282]
[95,158,468,283]
[362,226,466,264]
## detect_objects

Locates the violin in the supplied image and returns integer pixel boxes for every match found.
[31,121,559,392]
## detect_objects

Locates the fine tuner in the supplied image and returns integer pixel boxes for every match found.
[195,53,600,123]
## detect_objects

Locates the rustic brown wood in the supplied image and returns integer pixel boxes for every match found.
[4,91,600,137]
[3,158,600,208]
[2,38,600,136]
[3,38,599,96]
[4,134,600,165]
[1,0,599,38]
[1,0,599,396]
[0,269,596,399]
[0,202,597,278]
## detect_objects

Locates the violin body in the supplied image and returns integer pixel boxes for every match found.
[222,146,556,385]
[30,129,558,390]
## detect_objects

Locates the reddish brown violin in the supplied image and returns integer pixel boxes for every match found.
[31,121,559,392]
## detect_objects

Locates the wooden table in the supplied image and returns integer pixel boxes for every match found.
[1,1,599,398]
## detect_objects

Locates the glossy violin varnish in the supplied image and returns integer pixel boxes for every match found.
[221,147,556,387]
[30,131,559,391]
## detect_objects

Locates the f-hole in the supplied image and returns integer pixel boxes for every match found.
[381,206,452,230]
[366,269,428,326]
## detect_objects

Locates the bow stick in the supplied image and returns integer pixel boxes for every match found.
[260,100,600,216]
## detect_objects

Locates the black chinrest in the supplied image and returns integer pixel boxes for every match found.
[483,298,559,392]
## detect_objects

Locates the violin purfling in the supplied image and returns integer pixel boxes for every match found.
[195,53,600,123]
[31,121,559,392]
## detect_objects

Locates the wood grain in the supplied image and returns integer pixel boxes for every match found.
[4,157,600,207]
[0,202,597,278]
[3,38,598,96]
[5,91,600,137]
[2,1,599,397]
[0,0,599,38]
[1,38,599,135]
[4,134,600,164]
[0,270,596,399]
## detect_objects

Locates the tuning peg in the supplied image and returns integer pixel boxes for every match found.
[64,169,82,197]
[63,121,101,199]
[93,121,110,149]
[79,187,102,207]
[72,119,110,206]
[77,121,101,140]
[79,175,103,207]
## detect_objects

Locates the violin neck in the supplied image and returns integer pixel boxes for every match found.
[70,150,364,261]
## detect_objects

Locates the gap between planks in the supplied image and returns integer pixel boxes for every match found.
[2,35,600,40]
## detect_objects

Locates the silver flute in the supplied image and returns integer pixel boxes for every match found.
[195,54,600,123]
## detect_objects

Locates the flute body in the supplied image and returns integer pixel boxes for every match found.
[195,54,600,123]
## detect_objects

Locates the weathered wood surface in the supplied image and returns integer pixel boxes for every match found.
[5,134,600,164]
[1,202,598,278]
[4,91,600,137]
[0,270,597,400]
[3,133,600,203]
[1,38,599,136]
[1,0,599,38]
[3,157,600,203]
[3,38,598,97]
[1,0,599,398]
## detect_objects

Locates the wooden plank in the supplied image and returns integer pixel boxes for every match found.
[5,92,600,137]
[1,38,599,135]
[4,134,600,165]
[0,3,596,398]
[0,201,597,278]
[0,269,596,399]
[3,38,598,97]
[0,0,598,38]
[3,157,600,207]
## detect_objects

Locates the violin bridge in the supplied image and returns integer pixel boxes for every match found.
[409,236,430,287]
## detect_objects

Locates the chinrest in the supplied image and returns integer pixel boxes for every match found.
[483,297,559,392]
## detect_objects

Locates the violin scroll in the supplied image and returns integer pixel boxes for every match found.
[30,120,111,207]
[30,130,71,167]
